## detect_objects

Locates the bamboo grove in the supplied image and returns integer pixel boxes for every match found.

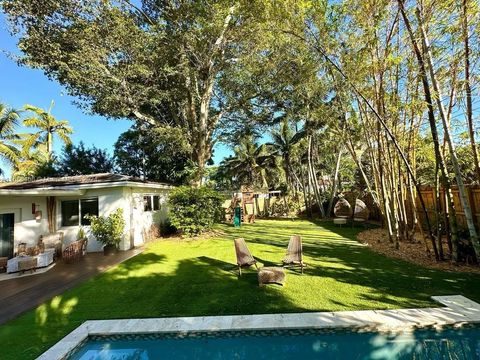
[215,0,480,264]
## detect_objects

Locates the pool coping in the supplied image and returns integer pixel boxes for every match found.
[37,295,480,360]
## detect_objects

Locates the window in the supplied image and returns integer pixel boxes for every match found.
[143,196,152,211]
[61,198,99,226]
[61,200,79,227]
[153,195,160,211]
[143,194,161,212]
[80,198,99,225]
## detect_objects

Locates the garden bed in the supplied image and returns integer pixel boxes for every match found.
[357,228,480,274]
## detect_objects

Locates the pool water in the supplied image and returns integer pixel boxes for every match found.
[69,326,480,360]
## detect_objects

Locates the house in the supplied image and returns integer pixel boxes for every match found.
[0,173,173,259]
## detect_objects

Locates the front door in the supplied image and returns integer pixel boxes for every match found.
[0,213,14,259]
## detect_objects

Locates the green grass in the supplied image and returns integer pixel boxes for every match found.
[1,219,478,359]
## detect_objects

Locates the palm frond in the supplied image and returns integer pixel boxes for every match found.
[23,117,46,128]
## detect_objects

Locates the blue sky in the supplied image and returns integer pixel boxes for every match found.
[0,12,231,178]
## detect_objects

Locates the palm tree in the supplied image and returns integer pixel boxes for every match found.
[0,103,21,175]
[12,143,50,180]
[220,136,275,188]
[22,101,73,160]
[266,119,306,189]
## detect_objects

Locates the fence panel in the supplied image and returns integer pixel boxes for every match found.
[416,185,480,231]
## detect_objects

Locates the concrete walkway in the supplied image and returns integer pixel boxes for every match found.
[0,249,142,325]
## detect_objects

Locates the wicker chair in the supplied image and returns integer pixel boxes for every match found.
[39,233,63,259]
[63,239,88,263]
[234,238,258,275]
[282,235,306,274]
[334,198,353,218]
[353,199,369,227]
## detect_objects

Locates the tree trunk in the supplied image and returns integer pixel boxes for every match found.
[307,135,324,218]
[327,146,343,217]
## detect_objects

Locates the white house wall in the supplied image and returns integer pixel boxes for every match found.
[0,184,171,255]
[57,186,170,252]
[0,196,49,251]
[57,187,129,252]
[130,187,170,246]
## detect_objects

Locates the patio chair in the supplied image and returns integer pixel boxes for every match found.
[39,233,63,259]
[283,235,306,274]
[234,238,258,275]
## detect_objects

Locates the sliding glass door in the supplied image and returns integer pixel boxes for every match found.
[0,213,14,258]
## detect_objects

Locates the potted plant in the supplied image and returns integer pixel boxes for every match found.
[86,209,125,256]
[76,226,88,256]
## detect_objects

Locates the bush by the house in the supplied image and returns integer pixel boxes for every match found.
[86,208,125,247]
[168,186,223,236]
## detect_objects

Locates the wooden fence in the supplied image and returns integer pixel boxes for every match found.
[416,185,480,230]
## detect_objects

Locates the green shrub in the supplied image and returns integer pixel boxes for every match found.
[86,208,125,247]
[168,186,223,236]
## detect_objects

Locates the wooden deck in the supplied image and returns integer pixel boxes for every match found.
[0,249,143,325]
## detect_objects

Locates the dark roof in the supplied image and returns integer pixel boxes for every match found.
[0,173,170,190]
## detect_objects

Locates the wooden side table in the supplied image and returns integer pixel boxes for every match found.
[333,218,347,227]
[17,258,37,274]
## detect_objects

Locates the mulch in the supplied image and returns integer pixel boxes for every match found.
[357,228,480,274]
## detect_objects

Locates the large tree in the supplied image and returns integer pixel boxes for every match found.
[2,0,265,184]
[114,125,191,185]
[58,142,115,176]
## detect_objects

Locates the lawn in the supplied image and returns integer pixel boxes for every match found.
[1,219,478,360]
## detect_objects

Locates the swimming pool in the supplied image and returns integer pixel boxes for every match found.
[37,296,480,360]
[69,326,479,360]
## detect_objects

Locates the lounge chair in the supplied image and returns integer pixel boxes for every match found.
[283,235,306,274]
[234,238,258,275]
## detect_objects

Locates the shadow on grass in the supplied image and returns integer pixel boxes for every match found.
[219,219,479,307]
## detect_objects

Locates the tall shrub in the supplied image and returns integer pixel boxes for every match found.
[87,208,125,247]
[168,186,223,236]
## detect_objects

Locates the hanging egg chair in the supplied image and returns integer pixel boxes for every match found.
[354,198,369,221]
[334,198,352,219]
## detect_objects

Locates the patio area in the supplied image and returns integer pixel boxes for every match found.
[0,248,142,325]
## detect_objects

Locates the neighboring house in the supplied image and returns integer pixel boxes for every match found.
[0,173,173,258]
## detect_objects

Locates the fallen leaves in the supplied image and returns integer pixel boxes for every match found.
[357,228,480,274]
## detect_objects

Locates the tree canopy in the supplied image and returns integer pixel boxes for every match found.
[114,125,191,185]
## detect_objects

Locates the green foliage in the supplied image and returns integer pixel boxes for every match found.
[86,209,125,247]
[114,125,191,185]
[21,101,72,159]
[77,226,86,240]
[0,102,20,175]
[168,186,223,236]
[59,142,115,176]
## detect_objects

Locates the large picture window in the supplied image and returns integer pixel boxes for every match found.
[61,198,99,226]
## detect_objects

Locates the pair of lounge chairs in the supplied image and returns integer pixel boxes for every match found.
[234,235,305,275]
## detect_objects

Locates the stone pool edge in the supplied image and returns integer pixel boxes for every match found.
[37,295,480,360]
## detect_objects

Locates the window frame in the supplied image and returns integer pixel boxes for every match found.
[143,194,162,212]
[60,197,99,227]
